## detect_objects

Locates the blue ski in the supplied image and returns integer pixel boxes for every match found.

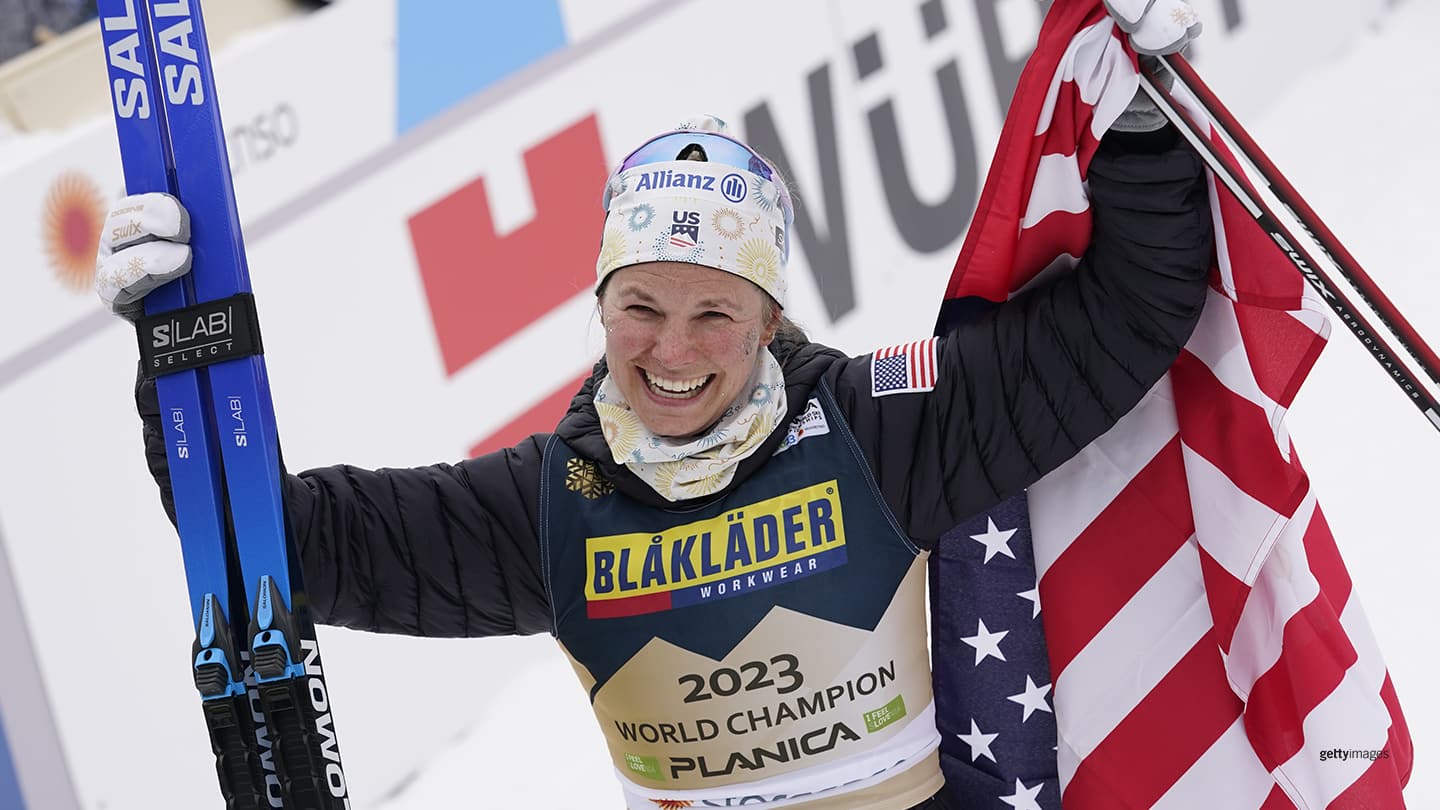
[98,1,350,807]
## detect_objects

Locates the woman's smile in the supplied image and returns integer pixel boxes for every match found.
[641,368,714,400]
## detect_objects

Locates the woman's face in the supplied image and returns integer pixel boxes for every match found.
[600,262,779,438]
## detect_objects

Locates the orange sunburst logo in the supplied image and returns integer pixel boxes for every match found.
[41,171,107,292]
[651,802,694,809]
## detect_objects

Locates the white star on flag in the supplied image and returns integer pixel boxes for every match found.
[970,517,1018,563]
[960,618,1008,665]
[999,778,1044,810]
[1006,675,1052,722]
[1017,587,1041,618]
[956,719,999,763]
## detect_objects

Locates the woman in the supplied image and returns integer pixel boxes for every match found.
[99,13,1210,810]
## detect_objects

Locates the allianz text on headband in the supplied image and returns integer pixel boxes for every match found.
[601,131,795,227]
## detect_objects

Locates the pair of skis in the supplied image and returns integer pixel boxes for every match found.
[1140,54,1440,434]
[98,1,349,807]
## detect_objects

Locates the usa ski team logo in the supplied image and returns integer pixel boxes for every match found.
[584,481,848,618]
[670,210,700,249]
[871,337,939,397]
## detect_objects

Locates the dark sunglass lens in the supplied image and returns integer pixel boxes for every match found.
[676,143,707,161]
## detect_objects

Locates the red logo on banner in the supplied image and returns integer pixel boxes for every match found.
[408,114,609,376]
[408,114,610,455]
[468,369,591,458]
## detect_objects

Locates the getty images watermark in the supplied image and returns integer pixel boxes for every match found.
[1319,748,1391,763]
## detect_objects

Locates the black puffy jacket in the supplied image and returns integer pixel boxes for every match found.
[137,129,1214,640]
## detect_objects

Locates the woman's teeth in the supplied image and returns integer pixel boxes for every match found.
[644,370,711,399]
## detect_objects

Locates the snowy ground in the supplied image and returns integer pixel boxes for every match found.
[351,2,1438,808]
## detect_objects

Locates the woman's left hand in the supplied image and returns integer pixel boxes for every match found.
[1104,0,1202,55]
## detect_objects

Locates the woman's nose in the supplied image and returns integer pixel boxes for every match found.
[649,320,697,368]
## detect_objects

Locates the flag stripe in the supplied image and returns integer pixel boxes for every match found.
[1061,634,1242,809]
[1222,495,1320,696]
[1210,170,1308,310]
[1040,437,1191,676]
[1258,785,1294,810]
[1378,675,1414,782]
[1245,597,1357,770]
[1029,383,1178,578]
[1151,718,1279,810]
[1022,153,1089,228]
[1234,304,1330,410]
[1171,352,1308,518]
[1274,613,1396,806]
[1195,545,1248,654]
[1053,539,1209,768]
[1178,289,1288,435]
[1215,495,1319,691]
[1178,446,1287,586]
[1329,755,1402,810]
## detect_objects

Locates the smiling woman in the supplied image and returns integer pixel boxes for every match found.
[101,9,1216,799]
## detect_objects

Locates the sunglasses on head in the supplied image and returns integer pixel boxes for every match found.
[603,130,794,225]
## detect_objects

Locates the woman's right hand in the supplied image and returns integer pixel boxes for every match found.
[95,192,193,320]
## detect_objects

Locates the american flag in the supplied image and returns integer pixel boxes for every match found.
[931,2,1413,808]
[933,496,1061,809]
[871,337,939,396]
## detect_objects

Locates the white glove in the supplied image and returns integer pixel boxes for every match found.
[95,192,193,320]
[1104,1,1200,132]
[1104,0,1202,55]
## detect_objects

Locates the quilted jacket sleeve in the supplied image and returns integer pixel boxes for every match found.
[283,447,552,637]
[135,373,553,638]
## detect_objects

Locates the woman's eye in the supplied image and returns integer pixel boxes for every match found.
[626,305,656,315]
[701,311,731,320]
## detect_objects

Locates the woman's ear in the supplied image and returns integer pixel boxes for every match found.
[759,308,781,347]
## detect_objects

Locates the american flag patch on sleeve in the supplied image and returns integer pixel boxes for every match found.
[870,337,939,397]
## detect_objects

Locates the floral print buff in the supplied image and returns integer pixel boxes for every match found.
[593,349,787,502]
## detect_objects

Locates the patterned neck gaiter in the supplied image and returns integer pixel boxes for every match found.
[593,349,788,502]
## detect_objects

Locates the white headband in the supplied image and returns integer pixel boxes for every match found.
[596,159,789,306]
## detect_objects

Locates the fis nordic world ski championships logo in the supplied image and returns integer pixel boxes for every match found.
[41,172,107,292]
[584,481,848,619]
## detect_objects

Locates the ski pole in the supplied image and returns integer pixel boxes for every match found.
[1159,53,1440,392]
[1138,60,1440,434]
